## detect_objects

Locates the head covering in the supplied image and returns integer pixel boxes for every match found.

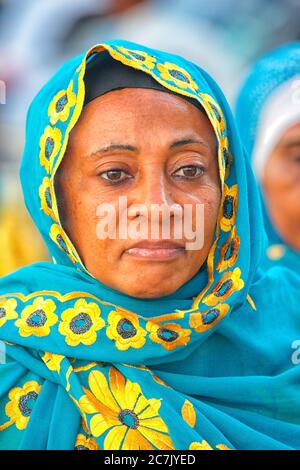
[251,76,300,180]
[84,50,206,114]
[235,42,300,270]
[0,40,299,450]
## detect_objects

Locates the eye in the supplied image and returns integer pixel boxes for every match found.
[98,169,132,184]
[172,165,205,179]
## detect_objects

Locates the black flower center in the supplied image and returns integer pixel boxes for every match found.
[223,195,234,219]
[26,309,47,327]
[70,312,92,335]
[224,239,235,261]
[214,279,233,297]
[202,308,220,325]
[130,52,146,61]
[0,307,6,319]
[45,187,52,209]
[45,137,54,159]
[169,69,189,83]
[56,234,69,254]
[18,391,38,417]
[116,318,137,339]
[210,103,221,122]
[55,94,68,112]
[118,409,139,429]
[157,327,179,342]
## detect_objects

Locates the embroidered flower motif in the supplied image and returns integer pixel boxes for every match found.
[0,298,18,328]
[15,297,58,337]
[157,62,198,91]
[217,227,240,273]
[181,400,196,428]
[49,224,77,263]
[216,444,232,450]
[74,433,100,450]
[189,440,213,450]
[42,352,64,373]
[116,46,156,69]
[39,126,62,173]
[48,80,76,125]
[79,367,174,450]
[219,135,233,180]
[146,321,191,351]
[5,381,41,430]
[202,268,244,306]
[220,184,238,232]
[106,307,147,351]
[189,304,230,332]
[39,176,56,220]
[199,93,226,135]
[58,299,105,346]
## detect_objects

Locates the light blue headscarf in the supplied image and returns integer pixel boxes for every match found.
[235,42,300,273]
[0,40,300,450]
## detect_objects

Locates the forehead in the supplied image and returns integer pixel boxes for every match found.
[278,121,300,145]
[73,88,215,136]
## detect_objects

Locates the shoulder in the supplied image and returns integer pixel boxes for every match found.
[0,262,69,295]
[250,265,300,306]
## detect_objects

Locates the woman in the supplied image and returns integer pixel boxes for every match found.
[236,43,300,273]
[0,40,299,450]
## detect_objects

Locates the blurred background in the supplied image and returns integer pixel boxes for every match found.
[0,0,299,275]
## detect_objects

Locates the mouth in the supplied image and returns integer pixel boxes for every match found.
[123,240,186,261]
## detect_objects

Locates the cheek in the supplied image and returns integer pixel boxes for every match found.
[264,155,297,191]
[181,185,221,239]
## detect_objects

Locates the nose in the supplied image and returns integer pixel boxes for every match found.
[128,169,178,222]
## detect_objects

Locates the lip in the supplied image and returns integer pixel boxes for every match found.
[124,240,186,261]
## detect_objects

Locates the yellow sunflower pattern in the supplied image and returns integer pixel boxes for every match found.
[3,381,41,431]
[217,227,240,273]
[146,321,191,351]
[15,297,58,337]
[157,61,198,91]
[189,440,231,450]
[220,184,238,233]
[181,400,196,428]
[202,268,244,306]
[0,298,18,327]
[189,304,230,332]
[106,307,147,351]
[42,352,64,373]
[49,224,78,264]
[58,299,105,346]
[78,367,174,450]
[39,125,62,173]
[48,80,76,126]
[39,176,56,220]
[116,46,156,70]
[74,433,100,450]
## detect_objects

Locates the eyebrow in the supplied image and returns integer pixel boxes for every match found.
[169,137,210,150]
[88,137,211,159]
[88,144,139,157]
[281,138,300,148]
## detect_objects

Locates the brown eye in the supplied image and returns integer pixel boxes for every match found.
[173,165,204,179]
[99,169,130,183]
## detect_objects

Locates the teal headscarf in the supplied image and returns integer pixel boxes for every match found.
[235,42,300,273]
[0,40,300,450]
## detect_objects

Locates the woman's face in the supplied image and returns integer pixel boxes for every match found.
[55,88,221,298]
[261,121,300,251]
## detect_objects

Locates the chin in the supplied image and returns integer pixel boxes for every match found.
[125,281,182,299]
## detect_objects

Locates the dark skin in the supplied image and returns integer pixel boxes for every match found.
[261,121,300,252]
[55,88,221,298]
